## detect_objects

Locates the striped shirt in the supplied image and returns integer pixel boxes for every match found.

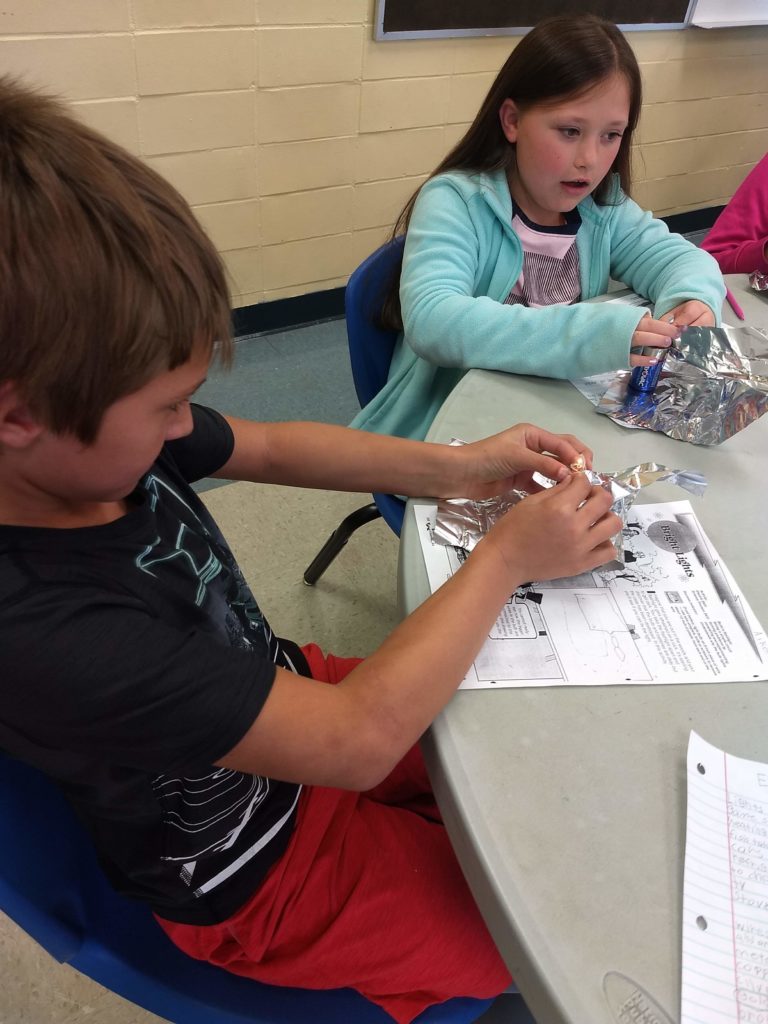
[504,203,582,309]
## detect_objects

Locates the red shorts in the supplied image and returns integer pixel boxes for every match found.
[157,645,511,1024]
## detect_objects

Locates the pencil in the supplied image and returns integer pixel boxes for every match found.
[725,287,745,321]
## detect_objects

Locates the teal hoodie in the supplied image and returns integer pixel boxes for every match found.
[351,168,726,441]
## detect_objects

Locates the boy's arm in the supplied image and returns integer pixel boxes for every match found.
[213,415,589,500]
[218,473,619,790]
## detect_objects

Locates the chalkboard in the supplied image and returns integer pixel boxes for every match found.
[374,0,694,39]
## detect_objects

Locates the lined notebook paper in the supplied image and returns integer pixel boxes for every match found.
[682,732,768,1023]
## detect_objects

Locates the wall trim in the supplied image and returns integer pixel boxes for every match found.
[231,205,725,339]
[232,286,344,339]
[661,204,724,235]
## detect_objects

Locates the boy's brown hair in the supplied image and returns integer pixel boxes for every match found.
[0,75,233,443]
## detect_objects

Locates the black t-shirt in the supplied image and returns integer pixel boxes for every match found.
[0,405,307,924]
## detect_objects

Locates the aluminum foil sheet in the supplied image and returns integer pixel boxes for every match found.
[595,324,768,445]
[750,270,767,292]
[433,462,706,571]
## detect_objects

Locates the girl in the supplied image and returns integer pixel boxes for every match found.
[702,151,768,275]
[352,15,726,442]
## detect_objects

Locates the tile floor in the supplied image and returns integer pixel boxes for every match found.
[0,318,535,1023]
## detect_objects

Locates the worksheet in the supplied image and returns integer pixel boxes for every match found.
[414,500,768,688]
[682,732,768,1024]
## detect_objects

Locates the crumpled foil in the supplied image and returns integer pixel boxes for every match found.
[433,462,706,570]
[595,324,768,445]
[750,270,768,292]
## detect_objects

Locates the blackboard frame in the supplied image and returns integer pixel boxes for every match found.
[373,0,696,40]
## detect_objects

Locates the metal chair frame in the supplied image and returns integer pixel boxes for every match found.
[303,237,406,585]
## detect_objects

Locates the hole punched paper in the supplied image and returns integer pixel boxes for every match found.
[682,732,768,1024]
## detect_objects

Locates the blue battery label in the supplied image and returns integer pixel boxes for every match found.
[628,351,667,393]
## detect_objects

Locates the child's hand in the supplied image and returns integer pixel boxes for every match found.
[629,312,680,367]
[454,423,593,500]
[660,300,715,327]
[485,473,620,582]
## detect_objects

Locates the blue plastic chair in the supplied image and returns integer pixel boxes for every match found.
[0,748,496,1023]
[303,236,406,585]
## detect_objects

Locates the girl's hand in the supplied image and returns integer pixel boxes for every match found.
[660,300,715,327]
[629,312,680,368]
[451,423,593,500]
[485,472,620,583]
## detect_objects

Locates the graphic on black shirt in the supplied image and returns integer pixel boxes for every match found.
[0,407,305,924]
[136,470,301,893]
[154,768,301,899]
[154,769,270,860]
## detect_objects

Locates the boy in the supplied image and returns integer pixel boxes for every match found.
[0,77,618,1023]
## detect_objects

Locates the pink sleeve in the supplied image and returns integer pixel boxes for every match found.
[702,154,768,275]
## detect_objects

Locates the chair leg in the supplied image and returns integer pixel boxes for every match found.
[303,503,382,585]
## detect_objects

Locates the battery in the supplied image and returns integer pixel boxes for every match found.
[628,348,668,393]
[629,314,676,393]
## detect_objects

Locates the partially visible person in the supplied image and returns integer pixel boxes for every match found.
[702,153,768,275]
[0,75,621,1024]
[352,14,725,443]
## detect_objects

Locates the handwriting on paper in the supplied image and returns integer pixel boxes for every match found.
[682,732,768,1024]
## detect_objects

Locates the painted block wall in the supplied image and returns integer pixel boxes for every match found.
[0,0,765,308]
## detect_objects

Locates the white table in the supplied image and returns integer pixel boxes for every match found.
[399,276,768,1024]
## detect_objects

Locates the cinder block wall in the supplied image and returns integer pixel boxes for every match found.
[0,1,766,309]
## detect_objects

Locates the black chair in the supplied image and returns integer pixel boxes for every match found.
[303,236,406,585]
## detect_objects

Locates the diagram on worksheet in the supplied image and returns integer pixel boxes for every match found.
[414,500,768,688]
